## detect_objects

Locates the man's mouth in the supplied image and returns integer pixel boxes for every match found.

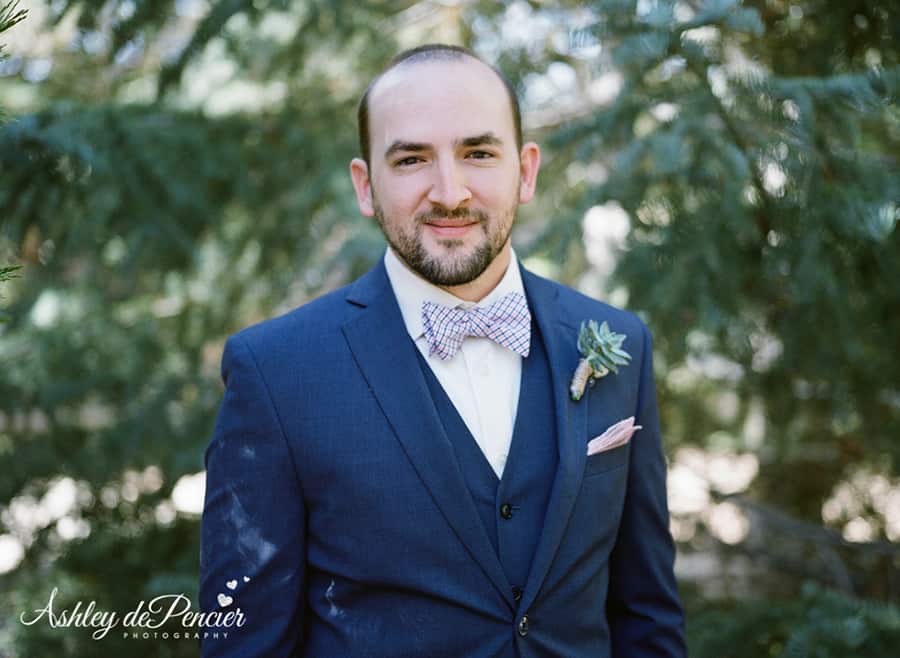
[424,219,479,238]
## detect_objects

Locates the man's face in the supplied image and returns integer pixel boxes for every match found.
[351,58,539,287]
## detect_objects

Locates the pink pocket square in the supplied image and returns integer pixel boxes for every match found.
[586,416,642,456]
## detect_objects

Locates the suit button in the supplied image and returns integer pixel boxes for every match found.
[517,614,529,637]
[511,586,522,601]
[500,503,514,519]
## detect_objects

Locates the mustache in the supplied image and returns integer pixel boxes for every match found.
[416,208,488,224]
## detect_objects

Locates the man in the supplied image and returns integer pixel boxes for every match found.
[200,44,686,657]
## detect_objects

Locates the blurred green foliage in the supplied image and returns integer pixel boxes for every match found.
[686,582,900,658]
[0,1,897,656]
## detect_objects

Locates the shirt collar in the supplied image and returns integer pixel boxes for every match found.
[384,245,527,342]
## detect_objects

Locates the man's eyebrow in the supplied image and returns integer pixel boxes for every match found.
[384,141,431,160]
[456,132,503,148]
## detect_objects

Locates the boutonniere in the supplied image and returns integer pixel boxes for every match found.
[569,320,632,401]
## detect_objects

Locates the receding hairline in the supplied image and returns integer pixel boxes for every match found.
[368,51,505,104]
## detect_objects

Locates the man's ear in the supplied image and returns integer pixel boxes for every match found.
[350,158,375,217]
[518,142,541,204]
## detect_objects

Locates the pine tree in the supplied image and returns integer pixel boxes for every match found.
[0,1,26,322]
[508,0,898,572]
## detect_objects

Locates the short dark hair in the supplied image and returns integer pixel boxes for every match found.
[357,44,523,166]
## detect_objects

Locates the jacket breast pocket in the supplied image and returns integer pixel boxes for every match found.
[583,442,630,478]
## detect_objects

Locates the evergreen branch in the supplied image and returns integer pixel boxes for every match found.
[156,0,254,100]
[683,56,774,241]
[771,66,900,107]
[0,264,22,323]
[0,0,26,36]
[0,265,22,282]
[0,1,27,124]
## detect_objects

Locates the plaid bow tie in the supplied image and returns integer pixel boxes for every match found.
[421,291,531,361]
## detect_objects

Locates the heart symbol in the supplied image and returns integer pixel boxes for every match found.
[217,593,233,608]
[243,576,250,583]
[226,580,238,590]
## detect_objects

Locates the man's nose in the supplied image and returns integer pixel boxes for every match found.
[427,158,472,210]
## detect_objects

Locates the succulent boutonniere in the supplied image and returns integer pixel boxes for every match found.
[569,320,632,401]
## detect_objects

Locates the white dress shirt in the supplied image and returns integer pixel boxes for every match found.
[383,246,528,479]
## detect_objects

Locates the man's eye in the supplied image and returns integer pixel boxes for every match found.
[395,156,422,167]
[467,150,494,159]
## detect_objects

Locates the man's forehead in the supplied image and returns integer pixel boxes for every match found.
[372,54,501,90]
[368,58,514,146]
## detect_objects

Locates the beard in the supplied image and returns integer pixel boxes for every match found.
[373,201,517,287]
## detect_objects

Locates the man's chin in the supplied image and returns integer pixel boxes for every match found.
[417,254,493,287]
[418,235,479,259]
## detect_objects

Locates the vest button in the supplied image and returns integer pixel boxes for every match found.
[511,585,522,601]
[517,614,529,637]
[500,502,514,519]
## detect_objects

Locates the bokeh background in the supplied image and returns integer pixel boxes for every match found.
[1,0,898,656]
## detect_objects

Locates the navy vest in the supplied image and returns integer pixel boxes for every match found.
[413,318,558,592]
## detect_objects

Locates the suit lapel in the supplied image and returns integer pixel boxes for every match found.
[341,261,514,610]
[517,267,591,613]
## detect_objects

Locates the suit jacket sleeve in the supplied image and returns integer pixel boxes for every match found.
[200,334,306,657]
[606,320,687,657]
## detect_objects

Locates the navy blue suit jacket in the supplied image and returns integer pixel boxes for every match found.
[199,258,686,657]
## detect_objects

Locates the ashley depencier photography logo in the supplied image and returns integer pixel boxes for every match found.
[19,587,245,640]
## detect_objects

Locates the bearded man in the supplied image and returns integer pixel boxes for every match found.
[199,43,686,658]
